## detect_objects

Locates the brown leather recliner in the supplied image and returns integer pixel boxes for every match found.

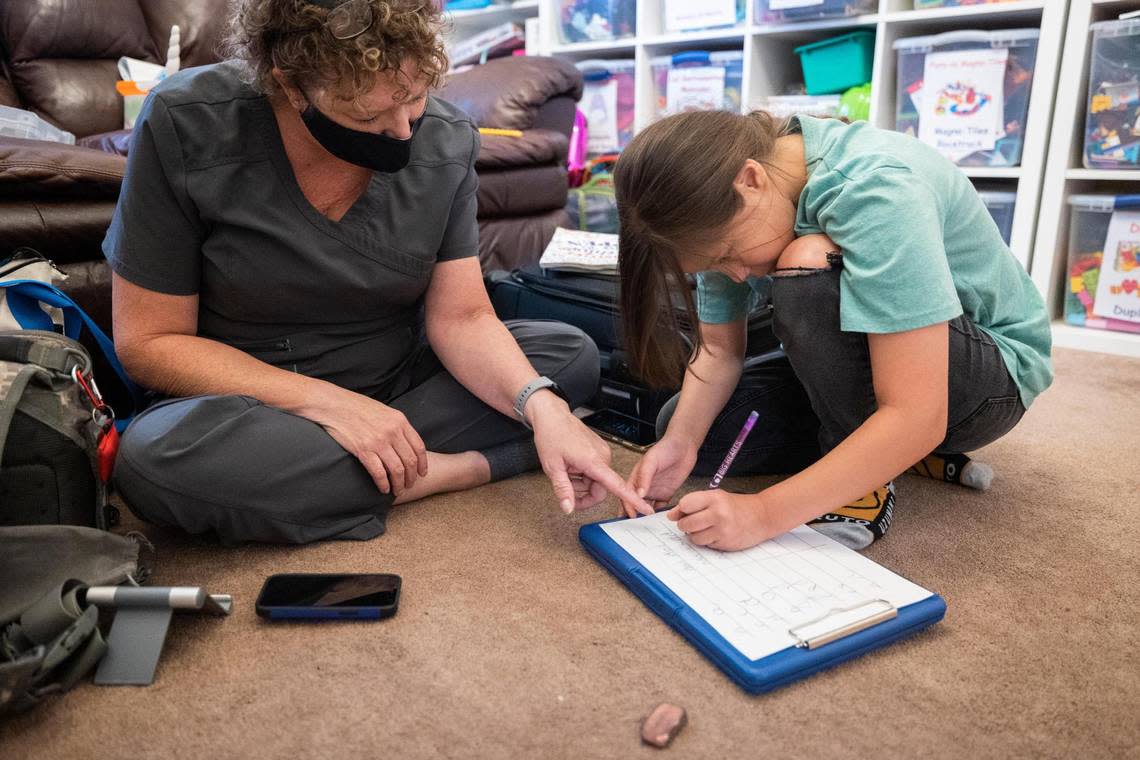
[0,0,580,332]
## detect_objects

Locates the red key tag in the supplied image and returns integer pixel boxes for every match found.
[98,424,120,483]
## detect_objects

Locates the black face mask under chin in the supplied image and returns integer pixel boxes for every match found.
[300,104,422,173]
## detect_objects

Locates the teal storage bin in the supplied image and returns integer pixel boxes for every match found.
[795,30,875,96]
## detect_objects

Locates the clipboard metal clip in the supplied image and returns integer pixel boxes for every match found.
[788,599,897,650]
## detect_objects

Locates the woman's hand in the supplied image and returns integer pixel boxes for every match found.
[620,435,699,518]
[528,392,653,515]
[666,490,773,551]
[305,384,428,497]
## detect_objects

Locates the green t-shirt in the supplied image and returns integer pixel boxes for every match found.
[696,115,1053,408]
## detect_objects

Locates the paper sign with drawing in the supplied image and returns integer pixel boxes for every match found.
[918,48,1007,162]
[1094,210,1140,323]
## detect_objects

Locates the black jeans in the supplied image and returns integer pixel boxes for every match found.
[661,262,1026,478]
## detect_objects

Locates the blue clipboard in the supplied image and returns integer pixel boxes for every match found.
[580,519,947,694]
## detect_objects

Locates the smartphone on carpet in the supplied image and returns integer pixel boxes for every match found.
[255,573,401,620]
[583,409,657,452]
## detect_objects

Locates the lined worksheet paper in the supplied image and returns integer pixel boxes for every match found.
[601,513,932,661]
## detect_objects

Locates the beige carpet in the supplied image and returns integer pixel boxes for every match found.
[3,347,1138,759]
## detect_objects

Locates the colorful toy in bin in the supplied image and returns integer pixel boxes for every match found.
[1083,19,1140,169]
[1064,194,1140,334]
[568,109,589,188]
[839,82,872,122]
[794,31,875,96]
[893,29,1039,167]
[559,0,635,43]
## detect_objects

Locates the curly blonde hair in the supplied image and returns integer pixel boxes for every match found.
[223,0,449,101]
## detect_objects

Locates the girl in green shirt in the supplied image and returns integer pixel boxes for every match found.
[615,110,1052,550]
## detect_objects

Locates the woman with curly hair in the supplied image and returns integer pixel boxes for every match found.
[105,0,648,544]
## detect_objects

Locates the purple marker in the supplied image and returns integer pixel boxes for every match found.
[707,410,759,490]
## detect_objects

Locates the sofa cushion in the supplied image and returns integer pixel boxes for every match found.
[437,57,583,131]
[0,137,125,199]
[0,0,157,62]
[476,129,569,171]
[139,0,230,70]
[478,209,570,272]
[476,165,568,219]
[0,200,116,264]
[7,59,130,138]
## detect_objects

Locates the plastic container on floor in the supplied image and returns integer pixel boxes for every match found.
[976,190,1015,246]
[1064,194,1140,335]
[795,30,875,95]
[577,60,636,154]
[893,29,1039,167]
[651,50,744,120]
[755,0,875,25]
[559,0,636,44]
[662,0,745,33]
[1083,19,1140,169]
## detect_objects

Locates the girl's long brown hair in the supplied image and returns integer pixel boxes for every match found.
[615,109,790,388]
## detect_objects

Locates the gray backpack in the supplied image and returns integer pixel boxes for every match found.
[0,330,116,529]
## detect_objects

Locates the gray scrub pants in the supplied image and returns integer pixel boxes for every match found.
[113,320,599,545]
[658,261,1026,476]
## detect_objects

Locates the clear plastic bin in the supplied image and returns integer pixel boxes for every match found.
[559,0,636,44]
[0,105,75,144]
[977,190,1015,246]
[577,59,636,154]
[1064,194,1140,334]
[912,0,1018,7]
[758,94,841,119]
[1083,19,1140,169]
[756,0,875,25]
[893,29,1039,167]
[663,0,744,33]
[651,51,744,120]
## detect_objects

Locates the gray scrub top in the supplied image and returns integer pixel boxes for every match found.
[103,61,481,398]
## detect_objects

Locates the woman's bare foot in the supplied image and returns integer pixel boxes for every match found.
[392,451,490,505]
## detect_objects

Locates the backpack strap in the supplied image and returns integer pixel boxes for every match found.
[0,362,43,472]
[0,280,144,428]
[0,580,107,715]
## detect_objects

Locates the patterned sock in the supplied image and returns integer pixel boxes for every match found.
[909,452,994,491]
[809,482,896,550]
[480,438,541,482]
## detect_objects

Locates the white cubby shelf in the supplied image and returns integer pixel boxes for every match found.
[445,0,1068,272]
[1032,0,1140,358]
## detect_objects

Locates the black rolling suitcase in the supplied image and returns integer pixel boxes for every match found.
[486,265,778,424]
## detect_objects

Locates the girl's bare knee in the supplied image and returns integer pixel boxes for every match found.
[774,233,838,275]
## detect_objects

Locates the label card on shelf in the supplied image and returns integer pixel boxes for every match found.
[664,0,736,31]
[585,78,620,154]
[918,48,1007,162]
[667,66,726,114]
[1093,210,1140,323]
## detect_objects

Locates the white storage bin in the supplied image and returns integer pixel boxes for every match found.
[577,59,636,154]
[651,50,744,120]
[893,29,1039,167]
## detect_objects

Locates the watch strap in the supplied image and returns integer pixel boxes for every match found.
[513,376,559,429]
